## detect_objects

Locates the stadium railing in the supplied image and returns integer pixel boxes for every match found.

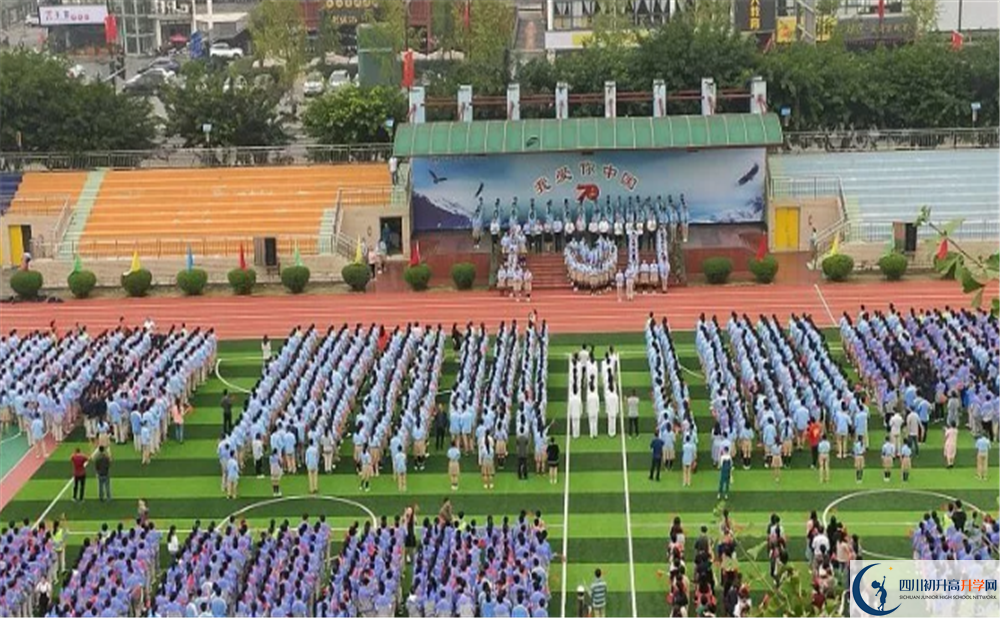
[782,127,999,153]
[0,143,394,172]
[46,234,324,260]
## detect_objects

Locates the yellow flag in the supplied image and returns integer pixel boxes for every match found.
[829,233,840,256]
[130,248,142,273]
[354,237,363,264]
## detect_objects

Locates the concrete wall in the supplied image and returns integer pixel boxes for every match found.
[339,203,411,257]
[843,240,999,272]
[0,213,61,265]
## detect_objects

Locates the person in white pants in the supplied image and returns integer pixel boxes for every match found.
[586,377,601,438]
[605,371,620,437]
[568,381,583,439]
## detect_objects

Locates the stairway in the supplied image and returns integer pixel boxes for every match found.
[514,4,546,57]
[318,208,337,254]
[524,253,569,290]
[57,169,107,260]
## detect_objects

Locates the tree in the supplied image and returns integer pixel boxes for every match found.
[249,0,308,83]
[302,84,406,144]
[450,0,515,91]
[908,0,940,35]
[0,50,156,153]
[161,65,289,151]
[916,206,999,316]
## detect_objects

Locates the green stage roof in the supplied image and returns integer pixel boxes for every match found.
[392,113,783,157]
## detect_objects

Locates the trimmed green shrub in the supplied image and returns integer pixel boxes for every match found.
[341,263,371,292]
[702,257,733,285]
[67,270,97,299]
[748,255,779,284]
[822,254,855,282]
[10,270,43,299]
[281,265,311,294]
[227,268,257,295]
[404,263,432,291]
[176,268,209,296]
[121,269,153,297]
[450,262,476,290]
[877,252,908,281]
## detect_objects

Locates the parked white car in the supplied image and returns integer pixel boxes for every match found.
[328,69,351,90]
[209,42,243,60]
[302,72,325,97]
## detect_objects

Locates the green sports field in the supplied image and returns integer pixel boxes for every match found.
[1,331,996,617]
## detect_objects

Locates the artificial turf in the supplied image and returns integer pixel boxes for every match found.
[1,329,996,617]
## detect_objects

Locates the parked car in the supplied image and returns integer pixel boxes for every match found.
[328,69,351,90]
[145,57,181,74]
[303,72,325,97]
[123,68,175,95]
[209,42,243,59]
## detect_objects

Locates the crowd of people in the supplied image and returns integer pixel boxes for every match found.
[0,520,59,617]
[1,323,215,471]
[319,516,406,617]
[911,503,999,560]
[567,344,624,439]
[408,508,553,617]
[495,226,534,302]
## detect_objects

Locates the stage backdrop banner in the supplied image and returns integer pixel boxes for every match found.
[410,149,766,231]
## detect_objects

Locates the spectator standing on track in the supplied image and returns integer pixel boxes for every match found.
[220,390,234,434]
[589,569,608,618]
[95,446,111,501]
[626,390,640,438]
[71,448,88,502]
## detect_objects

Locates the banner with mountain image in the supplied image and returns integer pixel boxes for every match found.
[410,148,767,232]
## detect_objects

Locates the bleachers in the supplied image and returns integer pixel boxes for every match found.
[5,171,85,215]
[79,165,390,254]
[770,150,999,222]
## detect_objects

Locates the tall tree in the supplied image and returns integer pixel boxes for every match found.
[161,66,289,149]
[302,85,406,144]
[0,50,155,153]
[907,0,940,35]
[249,0,308,83]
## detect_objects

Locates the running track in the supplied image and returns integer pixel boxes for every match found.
[3,280,995,339]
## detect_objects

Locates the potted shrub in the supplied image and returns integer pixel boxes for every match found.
[748,255,779,284]
[176,268,209,296]
[404,263,432,291]
[67,269,98,299]
[280,265,311,294]
[341,263,371,292]
[702,257,733,285]
[121,268,153,297]
[450,262,476,290]
[10,270,43,299]
[227,268,257,295]
[877,253,908,281]
[822,254,855,282]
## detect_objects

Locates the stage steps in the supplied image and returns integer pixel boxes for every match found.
[524,253,570,290]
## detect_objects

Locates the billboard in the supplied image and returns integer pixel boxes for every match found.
[734,0,777,33]
[39,5,108,26]
[411,149,766,232]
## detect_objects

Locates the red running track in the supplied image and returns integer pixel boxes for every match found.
[2,280,995,339]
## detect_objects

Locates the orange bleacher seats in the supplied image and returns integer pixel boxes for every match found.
[80,166,390,255]
[8,172,87,214]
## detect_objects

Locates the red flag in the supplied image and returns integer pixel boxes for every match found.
[402,50,414,89]
[409,240,421,267]
[935,238,949,261]
[755,236,767,261]
[104,14,118,44]
[463,0,471,30]
[951,31,964,50]
[239,243,247,270]
[877,0,885,20]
